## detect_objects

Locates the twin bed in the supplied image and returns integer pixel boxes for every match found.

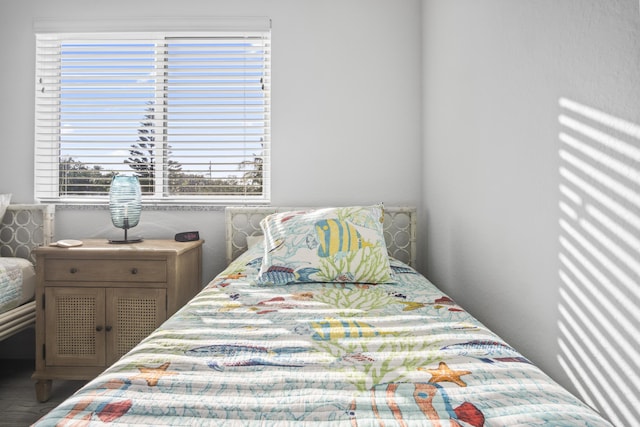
[0,204,54,343]
[33,205,611,426]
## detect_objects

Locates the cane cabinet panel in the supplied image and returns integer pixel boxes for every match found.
[33,239,202,402]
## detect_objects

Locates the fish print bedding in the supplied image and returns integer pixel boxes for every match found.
[34,246,611,426]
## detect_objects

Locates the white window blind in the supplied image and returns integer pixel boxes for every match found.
[35,29,270,204]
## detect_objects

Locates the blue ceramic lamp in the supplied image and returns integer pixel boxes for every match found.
[109,175,143,244]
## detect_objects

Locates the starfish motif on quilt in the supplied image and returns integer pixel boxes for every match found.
[421,361,471,387]
[133,362,176,387]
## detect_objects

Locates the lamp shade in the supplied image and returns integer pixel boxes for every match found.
[109,175,142,230]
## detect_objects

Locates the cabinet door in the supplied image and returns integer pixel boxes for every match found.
[44,287,106,367]
[106,288,166,365]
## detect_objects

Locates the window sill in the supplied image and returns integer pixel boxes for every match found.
[51,201,270,212]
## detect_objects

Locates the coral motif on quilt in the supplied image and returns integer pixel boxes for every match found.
[55,378,133,425]
[348,382,485,427]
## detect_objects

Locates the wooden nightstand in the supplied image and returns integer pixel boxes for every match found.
[31,239,203,402]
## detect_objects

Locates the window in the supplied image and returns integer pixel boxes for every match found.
[35,28,270,204]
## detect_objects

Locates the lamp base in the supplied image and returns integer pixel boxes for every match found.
[108,237,143,244]
[109,227,142,244]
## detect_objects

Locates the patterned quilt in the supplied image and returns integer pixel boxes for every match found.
[0,257,29,315]
[35,246,611,426]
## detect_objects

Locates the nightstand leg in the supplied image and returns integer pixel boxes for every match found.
[35,379,52,402]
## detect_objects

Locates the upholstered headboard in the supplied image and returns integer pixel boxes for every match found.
[0,204,55,263]
[225,206,416,267]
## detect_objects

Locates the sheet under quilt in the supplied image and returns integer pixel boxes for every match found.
[0,257,36,315]
[34,246,611,426]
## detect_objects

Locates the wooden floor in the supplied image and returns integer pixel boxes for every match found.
[0,359,86,426]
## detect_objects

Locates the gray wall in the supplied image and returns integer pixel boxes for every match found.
[422,1,640,424]
[0,0,423,284]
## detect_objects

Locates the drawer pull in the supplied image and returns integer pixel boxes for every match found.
[131,268,138,275]
[70,268,78,274]
[96,325,103,332]
[105,326,112,332]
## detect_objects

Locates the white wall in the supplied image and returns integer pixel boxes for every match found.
[5,0,636,423]
[422,0,640,424]
[0,0,423,284]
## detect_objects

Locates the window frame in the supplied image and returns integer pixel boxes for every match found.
[34,18,271,206]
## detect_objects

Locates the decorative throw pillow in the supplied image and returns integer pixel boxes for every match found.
[257,204,393,285]
[0,193,11,223]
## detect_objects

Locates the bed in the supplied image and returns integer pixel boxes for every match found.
[33,205,611,426]
[0,204,55,342]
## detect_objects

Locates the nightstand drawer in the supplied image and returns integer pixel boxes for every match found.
[45,259,167,282]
